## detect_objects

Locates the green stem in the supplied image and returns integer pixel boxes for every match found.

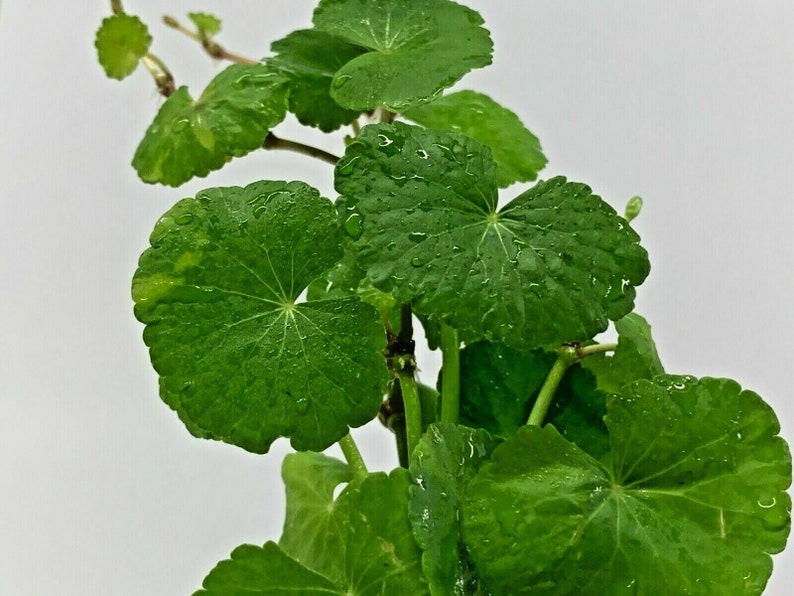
[397,363,422,459]
[526,346,578,426]
[264,133,340,165]
[577,342,617,358]
[339,433,368,480]
[440,323,460,424]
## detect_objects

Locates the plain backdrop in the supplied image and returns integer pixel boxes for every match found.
[1,1,792,594]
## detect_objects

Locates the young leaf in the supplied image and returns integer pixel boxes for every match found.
[335,122,650,349]
[132,181,389,453]
[279,466,430,594]
[403,90,547,187]
[95,13,152,80]
[582,312,665,393]
[194,542,340,595]
[188,12,221,37]
[409,423,498,595]
[269,30,365,131]
[312,0,493,111]
[132,63,289,186]
[461,376,791,594]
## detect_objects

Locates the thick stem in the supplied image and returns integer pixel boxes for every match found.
[526,346,578,426]
[396,362,422,460]
[440,323,460,424]
[339,433,368,480]
[263,133,340,166]
[577,342,617,358]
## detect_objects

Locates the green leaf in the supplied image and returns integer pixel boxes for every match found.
[269,30,365,132]
[95,13,152,80]
[188,12,221,37]
[279,464,430,594]
[455,341,610,459]
[132,181,389,453]
[312,0,492,111]
[461,376,791,594]
[336,122,650,349]
[194,542,341,595]
[582,312,665,393]
[132,63,289,186]
[403,90,546,187]
[409,423,498,595]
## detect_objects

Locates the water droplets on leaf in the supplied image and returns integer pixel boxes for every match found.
[172,117,190,133]
[408,231,427,243]
[332,74,353,90]
[410,257,424,267]
[343,213,364,240]
[296,397,310,415]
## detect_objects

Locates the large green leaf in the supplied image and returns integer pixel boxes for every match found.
[194,542,341,595]
[582,312,665,393]
[132,63,289,186]
[279,463,430,594]
[95,13,152,80]
[269,30,365,132]
[403,90,547,187]
[132,181,388,453]
[312,0,492,111]
[336,122,650,349]
[409,423,498,595]
[461,376,792,594]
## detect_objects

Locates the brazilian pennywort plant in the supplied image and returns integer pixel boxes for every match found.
[96,1,791,593]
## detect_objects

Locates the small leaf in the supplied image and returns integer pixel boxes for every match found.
[313,0,493,111]
[624,195,643,222]
[279,464,430,594]
[132,63,289,186]
[194,542,340,595]
[336,122,650,349]
[269,30,365,132]
[461,376,791,594]
[95,13,152,80]
[403,90,547,187]
[188,12,221,37]
[409,423,498,595]
[582,312,665,393]
[133,181,389,453]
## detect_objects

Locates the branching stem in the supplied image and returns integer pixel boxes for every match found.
[440,323,460,424]
[163,16,258,64]
[339,433,368,480]
[264,133,341,165]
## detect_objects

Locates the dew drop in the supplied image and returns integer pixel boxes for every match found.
[410,257,424,267]
[234,73,251,87]
[296,398,310,414]
[343,213,364,240]
[337,155,360,176]
[758,497,777,509]
[408,231,427,243]
[174,212,194,225]
[332,74,352,89]
[416,148,429,159]
[171,117,190,132]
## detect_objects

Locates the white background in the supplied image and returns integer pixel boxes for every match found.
[1,1,792,594]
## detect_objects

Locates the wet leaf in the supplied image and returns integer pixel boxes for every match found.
[95,13,152,80]
[132,181,388,453]
[409,423,498,595]
[461,376,791,594]
[335,122,650,349]
[403,90,546,187]
[269,30,365,131]
[313,0,492,111]
[132,63,289,186]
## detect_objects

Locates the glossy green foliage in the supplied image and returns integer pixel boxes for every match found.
[132,181,389,453]
[336,122,650,349]
[313,0,493,111]
[403,90,547,187]
[95,13,152,80]
[132,63,289,186]
[462,376,791,594]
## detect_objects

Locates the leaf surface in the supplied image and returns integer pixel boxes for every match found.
[403,90,546,187]
[133,181,388,453]
[312,0,492,111]
[336,123,650,349]
[95,13,152,80]
[132,63,289,186]
[461,376,791,594]
[269,30,365,131]
[188,12,221,37]
[409,423,498,595]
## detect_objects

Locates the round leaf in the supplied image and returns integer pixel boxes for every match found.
[188,12,221,37]
[132,63,289,186]
[403,90,547,187]
[313,0,493,111]
[133,181,389,453]
[461,376,791,594]
[336,122,650,349]
[95,13,152,80]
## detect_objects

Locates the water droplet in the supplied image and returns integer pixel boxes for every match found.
[171,118,190,132]
[416,148,429,159]
[234,73,251,87]
[408,231,427,243]
[410,257,424,267]
[378,133,393,147]
[296,398,310,414]
[337,155,360,176]
[174,212,194,225]
[332,74,352,89]
[343,213,364,240]
[758,497,777,509]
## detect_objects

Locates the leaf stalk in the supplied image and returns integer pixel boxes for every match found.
[440,323,460,424]
[263,133,341,166]
[338,433,368,480]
